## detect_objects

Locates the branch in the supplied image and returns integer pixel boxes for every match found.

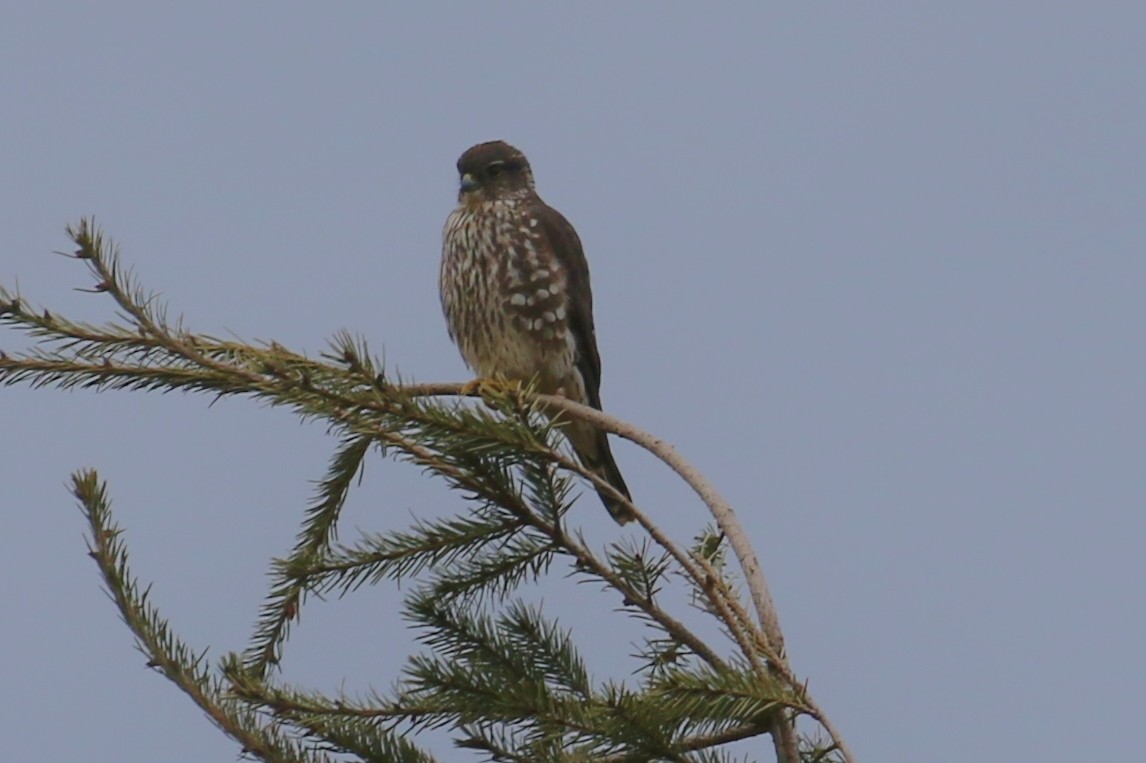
[399,382,821,763]
[72,469,338,763]
[3,221,854,763]
[400,385,785,660]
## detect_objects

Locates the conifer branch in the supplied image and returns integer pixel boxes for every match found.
[72,470,339,763]
[243,433,373,676]
[3,220,855,763]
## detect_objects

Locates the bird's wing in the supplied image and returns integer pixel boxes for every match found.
[533,200,604,410]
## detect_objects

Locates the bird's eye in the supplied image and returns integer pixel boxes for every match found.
[487,162,506,178]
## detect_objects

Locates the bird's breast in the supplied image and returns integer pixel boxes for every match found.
[441,203,577,389]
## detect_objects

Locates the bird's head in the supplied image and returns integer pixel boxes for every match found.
[456,141,535,205]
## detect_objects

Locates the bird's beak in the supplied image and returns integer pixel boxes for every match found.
[459,173,480,194]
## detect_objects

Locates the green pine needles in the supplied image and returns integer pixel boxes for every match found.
[1,220,852,763]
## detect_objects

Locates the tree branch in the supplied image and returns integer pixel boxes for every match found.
[398,382,829,763]
[3,221,854,763]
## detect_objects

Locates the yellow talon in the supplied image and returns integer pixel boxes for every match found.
[460,377,504,398]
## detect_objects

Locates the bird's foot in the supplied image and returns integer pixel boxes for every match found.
[460,377,503,398]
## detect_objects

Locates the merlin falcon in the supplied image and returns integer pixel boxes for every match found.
[440,140,634,524]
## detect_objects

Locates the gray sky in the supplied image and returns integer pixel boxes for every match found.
[3,4,1143,761]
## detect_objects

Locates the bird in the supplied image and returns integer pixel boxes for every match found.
[440,140,635,524]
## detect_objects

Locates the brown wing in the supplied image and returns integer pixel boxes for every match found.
[532,199,605,411]
[531,196,634,523]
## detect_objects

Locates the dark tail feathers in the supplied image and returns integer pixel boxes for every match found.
[582,428,635,525]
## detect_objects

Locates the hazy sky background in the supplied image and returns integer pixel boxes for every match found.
[2,4,1143,761]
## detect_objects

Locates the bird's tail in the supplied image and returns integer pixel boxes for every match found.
[568,421,635,525]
